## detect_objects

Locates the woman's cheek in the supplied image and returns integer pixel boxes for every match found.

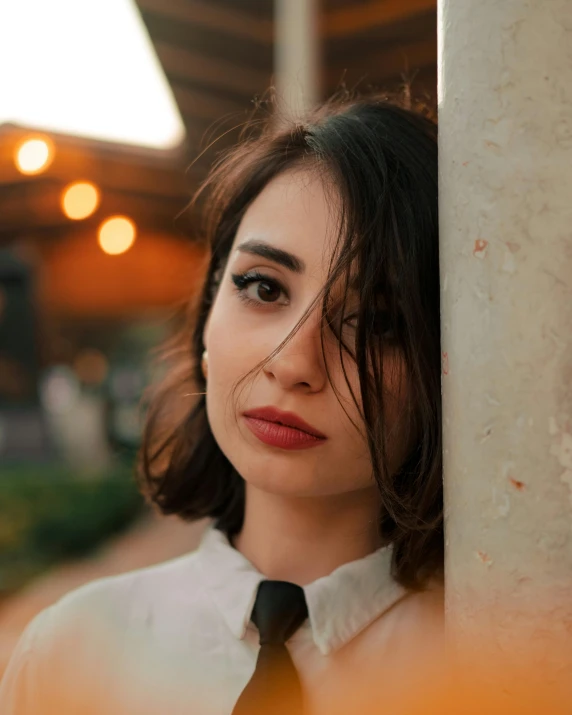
[206,305,260,398]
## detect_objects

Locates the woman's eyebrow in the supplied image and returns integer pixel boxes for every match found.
[235,239,305,273]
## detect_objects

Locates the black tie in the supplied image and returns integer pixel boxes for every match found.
[232,580,309,715]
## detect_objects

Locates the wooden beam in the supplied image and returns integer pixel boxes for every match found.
[323,0,436,38]
[326,35,437,89]
[136,0,272,44]
[0,185,190,236]
[154,42,271,98]
[0,131,188,199]
[171,85,253,126]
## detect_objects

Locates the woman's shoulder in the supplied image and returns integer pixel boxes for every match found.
[54,547,204,623]
[0,548,207,711]
[14,547,205,662]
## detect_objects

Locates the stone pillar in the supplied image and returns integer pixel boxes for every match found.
[438,0,572,705]
[274,0,320,120]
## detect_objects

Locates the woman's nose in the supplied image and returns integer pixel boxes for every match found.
[263,310,327,393]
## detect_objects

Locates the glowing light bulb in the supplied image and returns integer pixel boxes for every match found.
[98,216,136,255]
[61,181,100,220]
[15,136,54,175]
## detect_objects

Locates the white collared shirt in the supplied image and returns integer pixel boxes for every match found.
[0,526,445,714]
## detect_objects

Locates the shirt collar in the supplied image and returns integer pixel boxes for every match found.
[196,527,264,644]
[196,525,407,656]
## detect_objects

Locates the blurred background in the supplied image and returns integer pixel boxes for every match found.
[0,0,437,673]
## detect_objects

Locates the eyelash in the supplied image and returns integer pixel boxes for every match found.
[231,271,289,307]
[230,271,395,339]
[332,309,394,340]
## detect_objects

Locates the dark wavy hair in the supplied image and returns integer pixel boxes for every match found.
[138,92,442,591]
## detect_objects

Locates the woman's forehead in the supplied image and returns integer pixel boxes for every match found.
[233,168,342,268]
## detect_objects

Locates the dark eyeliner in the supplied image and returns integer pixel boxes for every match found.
[230,270,289,304]
[231,270,269,290]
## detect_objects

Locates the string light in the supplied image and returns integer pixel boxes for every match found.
[98,216,136,255]
[61,181,100,220]
[14,136,54,175]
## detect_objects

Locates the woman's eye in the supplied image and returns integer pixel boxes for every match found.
[338,310,394,340]
[326,309,358,338]
[374,311,394,338]
[231,272,289,306]
[253,280,281,302]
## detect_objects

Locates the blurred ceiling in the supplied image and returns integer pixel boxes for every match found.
[0,0,437,248]
[137,0,437,180]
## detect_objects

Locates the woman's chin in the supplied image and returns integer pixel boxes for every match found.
[238,464,359,500]
[242,470,323,497]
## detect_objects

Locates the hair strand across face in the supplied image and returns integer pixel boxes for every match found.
[138,89,442,591]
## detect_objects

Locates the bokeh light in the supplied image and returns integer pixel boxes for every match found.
[61,182,100,220]
[14,136,54,175]
[98,216,136,255]
[73,349,109,386]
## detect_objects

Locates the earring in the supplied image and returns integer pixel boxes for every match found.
[201,350,208,380]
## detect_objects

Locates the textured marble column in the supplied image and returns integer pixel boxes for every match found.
[274,0,320,120]
[438,0,572,705]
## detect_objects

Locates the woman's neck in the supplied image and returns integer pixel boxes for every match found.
[232,484,383,585]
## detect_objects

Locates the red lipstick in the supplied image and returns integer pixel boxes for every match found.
[242,406,326,450]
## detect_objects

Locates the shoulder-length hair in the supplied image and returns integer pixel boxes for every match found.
[138,92,442,591]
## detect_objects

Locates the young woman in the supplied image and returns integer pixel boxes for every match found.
[0,93,444,714]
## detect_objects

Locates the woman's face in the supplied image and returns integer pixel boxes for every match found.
[203,168,415,499]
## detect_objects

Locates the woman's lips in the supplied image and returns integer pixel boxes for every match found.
[242,407,327,450]
[243,417,326,450]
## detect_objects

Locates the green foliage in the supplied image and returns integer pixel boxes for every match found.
[0,464,145,595]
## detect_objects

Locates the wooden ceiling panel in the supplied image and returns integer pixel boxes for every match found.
[324,4,437,99]
[171,86,250,125]
[211,0,273,19]
[325,9,437,63]
[137,0,436,145]
[323,0,371,10]
[326,33,438,94]
[140,11,272,69]
[323,0,435,37]
[137,0,272,44]
[154,42,271,100]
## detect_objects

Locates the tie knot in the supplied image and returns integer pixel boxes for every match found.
[251,580,308,646]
